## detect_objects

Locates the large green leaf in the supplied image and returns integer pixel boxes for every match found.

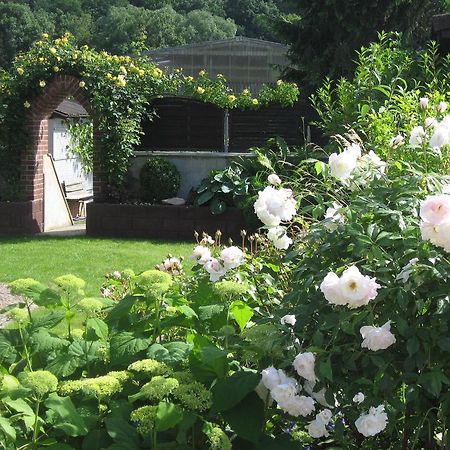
[105,295,136,324]
[229,301,253,332]
[147,341,191,366]
[0,335,17,365]
[46,353,81,377]
[196,190,214,205]
[44,393,88,437]
[2,397,35,430]
[222,393,265,443]
[104,417,140,448]
[212,371,260,413]
[155,401,183,431]
[31,329,70,353]
[0,417,16,442]
[110,332,151,365]
[189,335,228,381]
[86,317,108,341]
[29,310,66,331]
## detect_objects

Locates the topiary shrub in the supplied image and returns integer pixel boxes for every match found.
[139,157,181,203]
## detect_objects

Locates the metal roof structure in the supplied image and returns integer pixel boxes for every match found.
[144,37,289,93]
[51,99,89,119]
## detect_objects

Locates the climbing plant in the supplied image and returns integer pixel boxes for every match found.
[0,33,299,195]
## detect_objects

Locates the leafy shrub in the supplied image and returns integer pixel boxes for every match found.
[139,157,181,203]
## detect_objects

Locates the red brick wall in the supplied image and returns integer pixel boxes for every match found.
[21,74,102,231]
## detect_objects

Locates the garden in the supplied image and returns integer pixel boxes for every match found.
[2,27,450,450]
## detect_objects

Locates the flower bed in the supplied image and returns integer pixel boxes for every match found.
[86,203,248,241]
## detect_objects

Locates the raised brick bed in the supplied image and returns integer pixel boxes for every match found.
[86,203,249,241]
[0,200,43,234]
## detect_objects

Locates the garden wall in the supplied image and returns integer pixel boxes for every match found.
[131,151,253,199]
[86,203,248,241]
[0,200,43,234]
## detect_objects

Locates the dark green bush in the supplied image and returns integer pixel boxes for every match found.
[139,157,181,203]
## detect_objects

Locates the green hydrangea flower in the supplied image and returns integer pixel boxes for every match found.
[130,405,158,435]
[122,269,135,279]
[107,371,130,384]
[53,274,86,293]
[136,270,173,296]
[128,359,172,377]
[206,426,232,450]
[77,297,104,315]
[58,380,84,396]
[173,381,212,411]
[9,278,41,296]
[213,280,248,301]
[70,328,85,339]
[82,375,121,399]
[172,371,195,384]
[19,370,58,398]
[139,376,179,401]
[6,307,29,323]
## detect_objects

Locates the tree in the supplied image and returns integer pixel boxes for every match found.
[182,10,236,43]
[273,0,448,90]
[0,2,53,68]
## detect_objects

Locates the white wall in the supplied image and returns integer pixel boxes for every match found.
[131,151,254,199]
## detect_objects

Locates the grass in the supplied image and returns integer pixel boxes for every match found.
[0,235,194,296]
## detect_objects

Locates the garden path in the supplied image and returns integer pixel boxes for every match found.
[0,283,22,327]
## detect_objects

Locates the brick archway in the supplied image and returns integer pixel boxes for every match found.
[21,74,104,232]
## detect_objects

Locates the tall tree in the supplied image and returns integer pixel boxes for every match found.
[273,0,447,90]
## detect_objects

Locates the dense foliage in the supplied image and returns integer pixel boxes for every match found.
[273,0,447,90]
[0,34,299,199]
[0,0,294,69]
[139,157,181,203]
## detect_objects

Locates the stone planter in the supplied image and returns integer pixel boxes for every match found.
[86,202,249,241]
[0,200,43,234]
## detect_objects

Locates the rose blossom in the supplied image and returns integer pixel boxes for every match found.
[267,173,281,186]
[420,194,450,225]
[429,124,450,148]
[270,382,298,407]
[438,101,448,113]
[204,258,227,282]
[409,126,426,148]
[254,186,297,227]
[316,409,333,424]
[220,246,244,269]
[420,221,450,251]
[355,405,388,437]
[361,150,386,173]
[390,134,405,148]
[293,352,317,382]
[280,314,296,326]
[280,395,315,417]
[353,392,365,404]
[360,321,396,351]
[320,272,346,305]
[267,226,292,250]
[189,245,212,265]
[420,97,429,109]
[328,146,360,180]
[339,266,380,308]
[424,117,437,128]
[323,202,344,231]
[307,419,329,438]
[260,367,296,391]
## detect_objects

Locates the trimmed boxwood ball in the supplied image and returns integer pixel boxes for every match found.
[139,157,181,203]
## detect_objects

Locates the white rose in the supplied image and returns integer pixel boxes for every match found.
[438,101,448,113]
[254,186,297,227]
[220,246,244,269]
[425,117,437,128]
[307,419,329,438]
[292,352,317,382]
[420,194,450,225]
[323,202,344,231]
[270,382,298,407]
[420,221,450,251]
[281,395,315,417]
[204,258,227,282]
[267,226,292,250]
[353,392,365,404]
[409,126,425,148]
[261,367,296,391]
[390,134,404,148]
[280,314,296,326]
[320,272,346,305]
[268,173,281,186]
[189,245,212,265]
[254,380,273,405]
[355,405,388,437]
[316,409,333,425]
[429,124,450,148]
[360,321,396,351]
[420,97,429,109]
[339,266,380,308]
[200,234,215,245]
[361,150,386,173]
[328,148,358,180]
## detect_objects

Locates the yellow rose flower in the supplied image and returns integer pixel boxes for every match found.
[252,98,259,106]
[16,67,24,76]
[228,95,236,103]
[50,47,57,55]
[139,69,145,76]
[276,79,283,86]
[24,101,31,108]
[199,70,206,76]
[186,76,194,82]
[39,80,46,88]
[152,68,162,77]
[79,81,86,88]
[119,66,127,75]
[38,57,45,63]
[42,33,49,39]
[107,73,113,79]
[116,75,126,87]
[53,66,60,72]
[242,88,250,95]
[197,86,205,95]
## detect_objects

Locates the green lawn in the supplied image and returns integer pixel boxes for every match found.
[0,235,193,296]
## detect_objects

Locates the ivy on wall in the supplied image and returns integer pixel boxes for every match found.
[0,33,299,192]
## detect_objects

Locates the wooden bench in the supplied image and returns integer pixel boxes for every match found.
[62,181,93,219]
